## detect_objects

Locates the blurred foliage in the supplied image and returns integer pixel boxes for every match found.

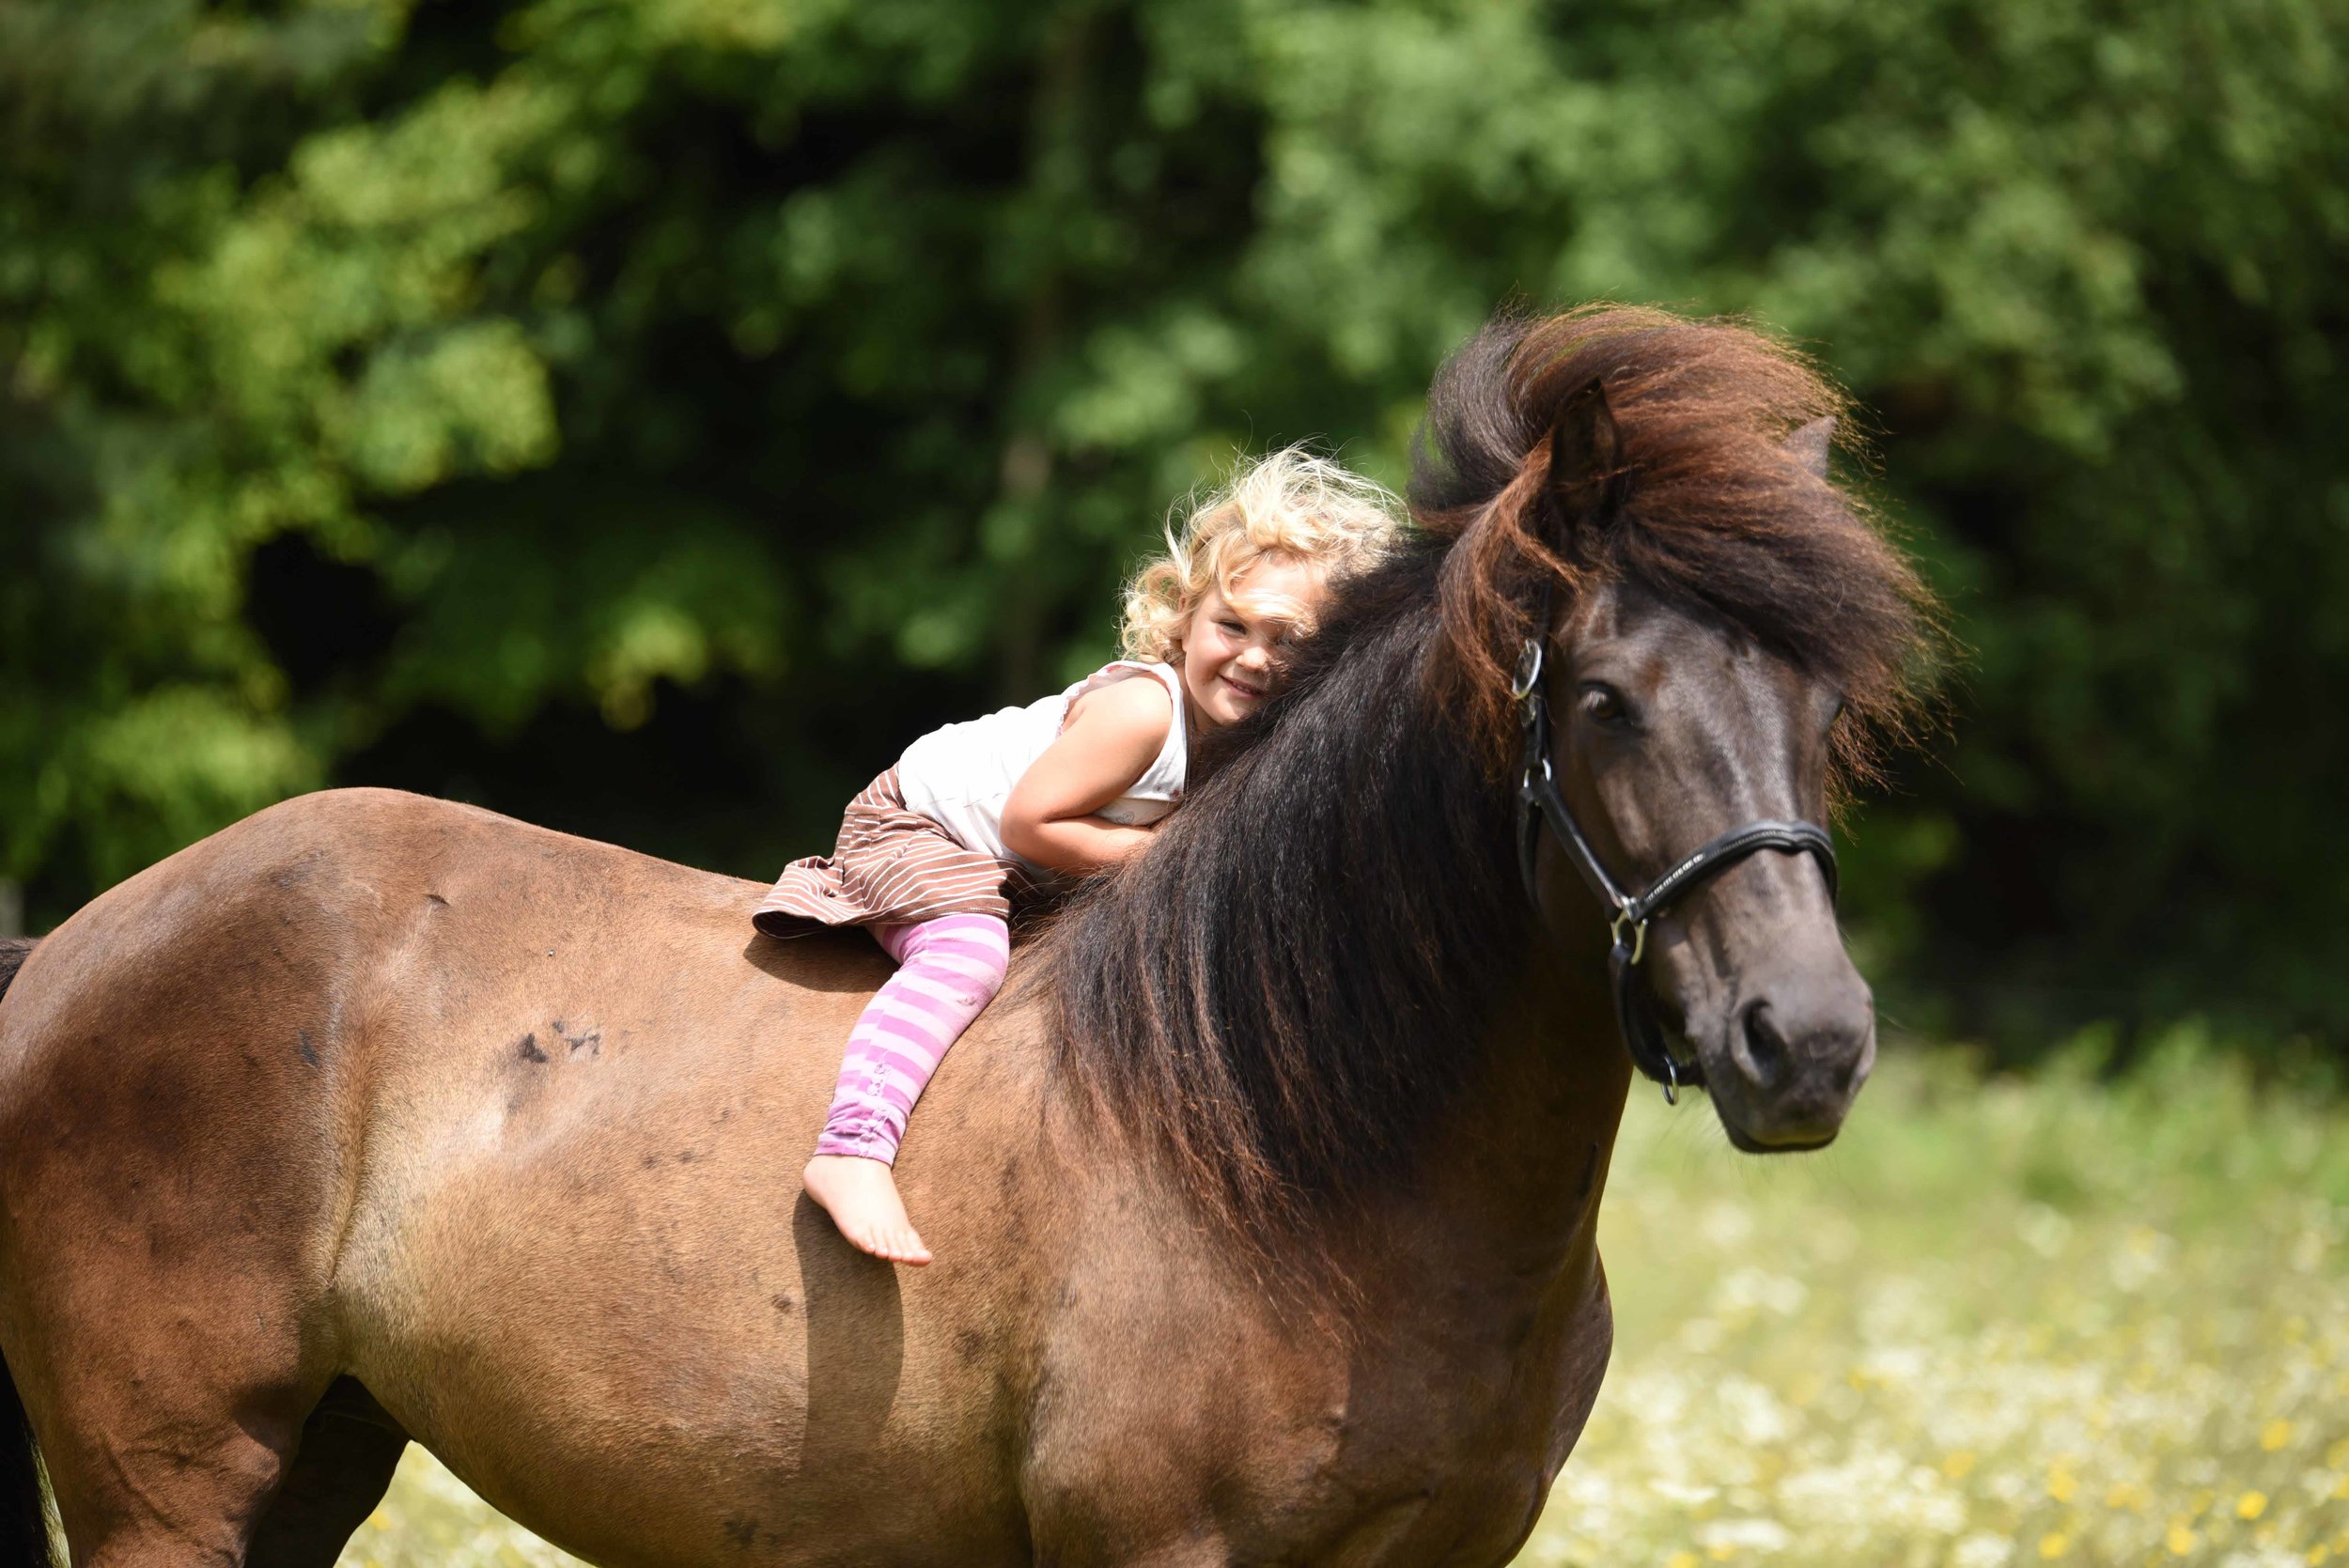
[2,0,2342,1054]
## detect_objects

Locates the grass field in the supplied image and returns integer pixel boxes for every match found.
[334,1032,2349,1567]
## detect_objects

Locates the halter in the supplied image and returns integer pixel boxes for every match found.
[1512,604,1840,1103]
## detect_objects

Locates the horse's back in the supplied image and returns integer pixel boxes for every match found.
[0,784,881,1075]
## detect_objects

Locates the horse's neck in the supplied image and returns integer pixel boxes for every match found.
[1266,937,1635,1325]
[1415,955,1632,1281]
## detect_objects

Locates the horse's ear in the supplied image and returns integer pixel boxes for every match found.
[1547,377,1627,541]
[1785,415,1835,479]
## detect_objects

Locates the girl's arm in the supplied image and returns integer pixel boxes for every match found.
[999,676,1174,876]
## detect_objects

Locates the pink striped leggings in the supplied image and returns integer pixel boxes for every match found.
[815,913,1011,1164]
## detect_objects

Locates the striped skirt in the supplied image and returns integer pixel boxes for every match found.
[752,768,1040,938]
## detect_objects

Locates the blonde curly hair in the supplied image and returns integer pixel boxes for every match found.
[1119,447,1402,665]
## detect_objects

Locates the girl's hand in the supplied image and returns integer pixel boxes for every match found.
[1000,676,1174,876]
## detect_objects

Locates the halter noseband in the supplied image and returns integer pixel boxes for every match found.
[1512,606,1840,1103]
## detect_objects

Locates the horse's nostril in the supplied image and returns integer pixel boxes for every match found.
[1739,1000,1787,1088]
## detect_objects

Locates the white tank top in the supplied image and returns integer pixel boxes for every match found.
[895,660,1189,875]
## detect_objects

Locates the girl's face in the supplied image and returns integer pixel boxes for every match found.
[1175,553,1326,732]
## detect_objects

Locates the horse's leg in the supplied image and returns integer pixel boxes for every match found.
[8,1234,329,1564]
[244,1380,410,1568]
[34,1385,301,1567]
[8,1299,351,1568]
[0,815,381,1563]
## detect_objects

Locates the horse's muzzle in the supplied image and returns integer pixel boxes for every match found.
[1703,973,1876,1151]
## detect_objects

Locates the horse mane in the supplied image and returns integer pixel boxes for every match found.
[1038,304,1941,1265]
[1038,541,1527,1268]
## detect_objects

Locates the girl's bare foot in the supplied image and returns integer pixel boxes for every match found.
[802,1155,933,1265]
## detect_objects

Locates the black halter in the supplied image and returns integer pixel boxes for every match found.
[1512,619,1840,1103]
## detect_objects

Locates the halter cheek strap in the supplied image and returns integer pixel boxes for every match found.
[1511,623,1839,1102]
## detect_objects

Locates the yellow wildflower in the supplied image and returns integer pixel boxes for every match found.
[2040,1531,2069,1559]
[2263,1420,2293,1452]
[2168,1521,2199,1556]
[1943,1451,1978,1480]
[2239,1491,2269,1520]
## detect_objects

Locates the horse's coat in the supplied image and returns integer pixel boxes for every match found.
[0,305,1937,1566]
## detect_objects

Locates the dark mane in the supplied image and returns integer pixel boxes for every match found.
[1041,304,1942,1263]
[1040,540,1530,1259]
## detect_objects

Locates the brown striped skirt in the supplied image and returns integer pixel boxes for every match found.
[752,768,1040,938]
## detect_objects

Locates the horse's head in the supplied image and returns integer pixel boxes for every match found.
[1413,306,1938,1152]
[1544,572,1869,1150]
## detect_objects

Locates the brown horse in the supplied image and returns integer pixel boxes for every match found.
[0,306,1935,1567]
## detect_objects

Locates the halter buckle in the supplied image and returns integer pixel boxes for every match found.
[1659,1053,1679,1105]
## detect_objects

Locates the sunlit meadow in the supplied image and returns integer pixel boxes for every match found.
[335,1034,2349,1567]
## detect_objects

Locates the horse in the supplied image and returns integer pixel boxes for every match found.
[0,304,1936,1567]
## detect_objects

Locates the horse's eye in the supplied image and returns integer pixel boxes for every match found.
[1579,683,1629,725]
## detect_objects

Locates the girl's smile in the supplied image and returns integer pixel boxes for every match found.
[1178,554,1325,733]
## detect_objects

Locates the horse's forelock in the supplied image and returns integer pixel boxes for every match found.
[1412,304,1944,788]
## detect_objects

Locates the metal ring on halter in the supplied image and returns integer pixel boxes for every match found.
[1610,909,1648,966]
[1659,1053,1680,1105]
[1527,752,1559,827]
[1510,638,1545,700]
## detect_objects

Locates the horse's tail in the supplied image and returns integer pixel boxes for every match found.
[0,939,32,1005]
[0,1361,42,1568]
[0,937,51,1565]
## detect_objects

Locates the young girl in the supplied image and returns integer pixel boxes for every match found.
[753,449,1400,1265]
